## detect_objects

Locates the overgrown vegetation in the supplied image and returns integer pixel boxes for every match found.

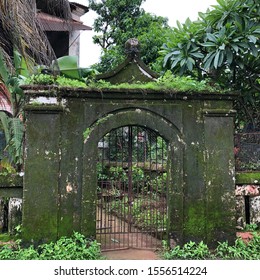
[0,232,103,260]
[0,51,26,170]
[25,74,87,88]
[109,195,166,231]
[97,162,167,231]
[89,75,224,93]
[89,0,171,73]
[163,233,260,260]
[160,0,260,131]
[24,71,225,93]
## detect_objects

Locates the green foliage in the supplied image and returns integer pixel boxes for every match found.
[160,0,260,130]
[160,18,205,76]
[87,72,223,93]
[244,223,259,232]
[92,47,126,73]
[26,73,55,85]
[163,233,260,260]
[0,49,26,169]
[0,232,103,260]
[110,195,166,231]
[56,55,81,79]
[0,233,13,243]
[25,74,87,88]
[163,241,212,260]
[156,71,221,92]
[0,158,16,174]
[25,69,222,93]
[149,172,167,194]
[0,112,24,168]
[0,51,9,83]
[89,0,170,72]
[215,233,260,260]
[89,0,145,49]
[5,118,24,166]
[55,55,98,80]
[108,166,128,182]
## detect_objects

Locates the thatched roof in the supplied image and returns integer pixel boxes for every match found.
[0,0,73,71]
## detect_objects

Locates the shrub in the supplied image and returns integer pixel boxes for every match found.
[163,241,212,260]
[162,233,260,260]
[0,232,103,260]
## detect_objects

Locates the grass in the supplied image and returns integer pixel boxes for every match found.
[24,71,227,93]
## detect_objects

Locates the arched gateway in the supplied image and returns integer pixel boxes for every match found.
[22,38,237,249]
[22,86,237,248]
[83,109,182,250]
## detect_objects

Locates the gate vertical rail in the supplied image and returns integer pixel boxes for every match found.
[96,126,168,251]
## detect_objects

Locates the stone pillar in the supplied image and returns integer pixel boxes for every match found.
[203,109,236,246]
[23,105,62,243]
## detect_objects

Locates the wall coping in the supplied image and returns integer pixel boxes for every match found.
[21,85,239,101]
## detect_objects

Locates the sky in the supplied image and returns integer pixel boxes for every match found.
[72,0,218,67]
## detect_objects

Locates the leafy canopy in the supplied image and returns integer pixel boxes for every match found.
[89,0,171,72]
[160,0,260,130]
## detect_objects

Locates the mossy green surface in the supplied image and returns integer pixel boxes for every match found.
[22,85,237,246]
[0,174,23,187]
[236,172,260,184]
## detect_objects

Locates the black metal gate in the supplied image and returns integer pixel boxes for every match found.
[96,126,168,251]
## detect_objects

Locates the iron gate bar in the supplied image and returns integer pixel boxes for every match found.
[96,125,168,251]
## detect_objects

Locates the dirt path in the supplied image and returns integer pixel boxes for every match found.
[103,248,161,260]
[96,207,163,253]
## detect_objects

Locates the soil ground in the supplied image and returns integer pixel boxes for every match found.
[102,248,161,260]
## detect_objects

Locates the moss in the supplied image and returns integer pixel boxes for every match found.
[0,233,12,242]
[184,201,206,238]
[236,172,260,184]
[0,174,23,187]
[23,74,231,94]
[83,114,113,141]
[24,104,64,112]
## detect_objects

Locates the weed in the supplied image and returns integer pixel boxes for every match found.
[163,241,212,260]
[162,233,260,260]
[244,223,259,232]
[0,232,103,260]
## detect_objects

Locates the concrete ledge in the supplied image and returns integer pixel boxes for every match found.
[0,174,23,198]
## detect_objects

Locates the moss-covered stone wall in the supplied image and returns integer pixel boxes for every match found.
[22,87,237,246]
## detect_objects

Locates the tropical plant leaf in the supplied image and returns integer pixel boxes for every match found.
[0,112,10,144]
[7,117,24,165]
[201,42,217,47]
[249,43,258,57]
[56,56,81,79]
[214,51,220,69]
[163,52,174,68]
[203,53,215,70]
[191,52,204,59]
[206,33,217,43]
[187,57,195,71]
[226,47,234,64]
